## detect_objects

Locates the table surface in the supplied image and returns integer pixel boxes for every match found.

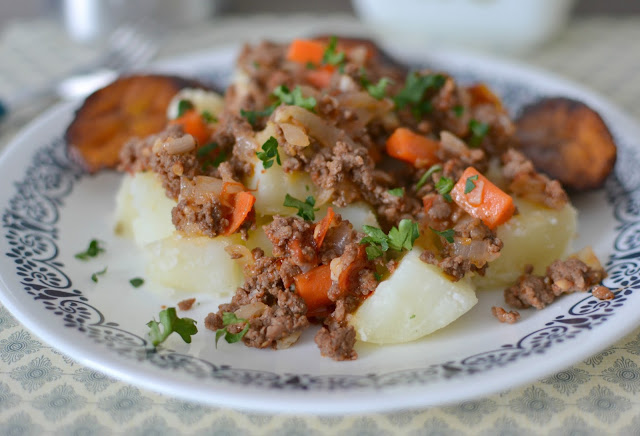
[1,14,640,435]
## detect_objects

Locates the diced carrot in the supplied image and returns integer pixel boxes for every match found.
[386,127,440,168]
[170,109,211,145]
[467,83,502,109]
[314,207,335,248]
[224,191,255,235]
[286,39,326,65]
[306,66,334,89]
[293,264,333,312]
[451,167,515,229]
[337,245,367,295]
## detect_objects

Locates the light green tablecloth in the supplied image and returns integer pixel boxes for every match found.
[1,14,640,435]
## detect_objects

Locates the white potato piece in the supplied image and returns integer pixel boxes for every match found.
[473,197,577,290]
[350,249,477,344]
[166,88,225,120]
[144,233,245,297]
[114,172,176,247]
[246,155,319,217]
[333,202,379,230]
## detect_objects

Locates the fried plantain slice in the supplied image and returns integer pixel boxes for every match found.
[65,74,206,173]
[515,97,617,191]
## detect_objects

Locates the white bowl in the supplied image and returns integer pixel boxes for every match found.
[352,0,577,53]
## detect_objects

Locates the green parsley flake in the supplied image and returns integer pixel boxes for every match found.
[465,174,479,194]
[75,239,105,261]
[283,194,318,221]
[215,312,249,347]
[273,85,317,111]
[453,105,464,118]
[306,61,316,70]
[196,142,217,158]
[394,72,446,117]
[468,119,490,147]
[435,176,455,202]
[360,220,420,260]
[388,187,404,197]
[147,307,198,347]
[410,314,416,319]
[366,77,393,100]
[256,136,281,169]
[240,106,276,127]
[416,164,443,189]
[91,267,107,283]
[374,271,383,282]
[201,110,217,123]
[130,277,145,288]
[322,36,346,68]
[430,227,455,243]
[202,150,228,171]
[176,99,194,118]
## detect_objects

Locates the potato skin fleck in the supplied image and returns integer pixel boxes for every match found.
[515,97,617,191]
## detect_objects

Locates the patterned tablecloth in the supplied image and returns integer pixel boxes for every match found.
[1,14,640,435]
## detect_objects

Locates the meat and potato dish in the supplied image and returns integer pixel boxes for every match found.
[66,36,617,360]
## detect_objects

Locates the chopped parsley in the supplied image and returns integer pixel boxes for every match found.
[388,187,404,197]
[147,307,198,347]
[465,174,479,194]
[75,239,105,261]
[256,136,281,169]
[272,85,317,111]
[322,36,346,68]
[453,105,464,117]
[130,277,145,288]
[283,194,318,221]
[202,150,228,171]
[416,164,443,189]
[176,99,194,117]
[306,61,316,70]
[91,266,107,283]
[240,106,276,127]
[215,312,249,347]
[374,271,383,282]
[410,314,416,319]
[394,72,446,118]
[201,110,217,123]
[430,227,455,243]
[196,142,217,158]
[363,77,393,100]
[468,119,490,147]
[435,176,455,202]
[360,219,420,260]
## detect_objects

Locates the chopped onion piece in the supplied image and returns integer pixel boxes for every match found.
[276,331,302,349]
[234,302,268,320]
[280,122,310,147]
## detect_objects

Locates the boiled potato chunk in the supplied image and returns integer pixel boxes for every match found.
[167,88,225,120]
[114,172,176,247]
[144,233,245,296]
[473,197,577,290]
[350,249,477,344]
[246,155,319,217]
[333,202,379,230]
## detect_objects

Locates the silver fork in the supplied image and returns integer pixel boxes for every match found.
[0,25,158,121]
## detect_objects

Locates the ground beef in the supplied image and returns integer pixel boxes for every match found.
[502,148,568,210]
[263,216,317,269]
[204,252,309,349]
[171,197,228,238]
[505,258,605,310]
[592,285,615,300]
[177,298,196,311]
[492,306,521,324]
[315,324,357,361]
[432,218,503,280]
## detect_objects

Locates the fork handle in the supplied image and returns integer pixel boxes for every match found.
[0,100,6,121]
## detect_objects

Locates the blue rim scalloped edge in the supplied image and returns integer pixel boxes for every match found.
[3,64,639,392]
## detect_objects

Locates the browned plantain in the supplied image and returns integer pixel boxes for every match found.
[515,97,617,191]
[65,74,207,173]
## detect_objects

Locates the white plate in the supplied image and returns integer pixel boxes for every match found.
[1,46,640,415]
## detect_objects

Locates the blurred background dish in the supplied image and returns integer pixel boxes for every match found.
[352,0,577,53]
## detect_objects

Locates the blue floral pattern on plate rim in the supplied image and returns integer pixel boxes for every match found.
[2,51,640,399]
